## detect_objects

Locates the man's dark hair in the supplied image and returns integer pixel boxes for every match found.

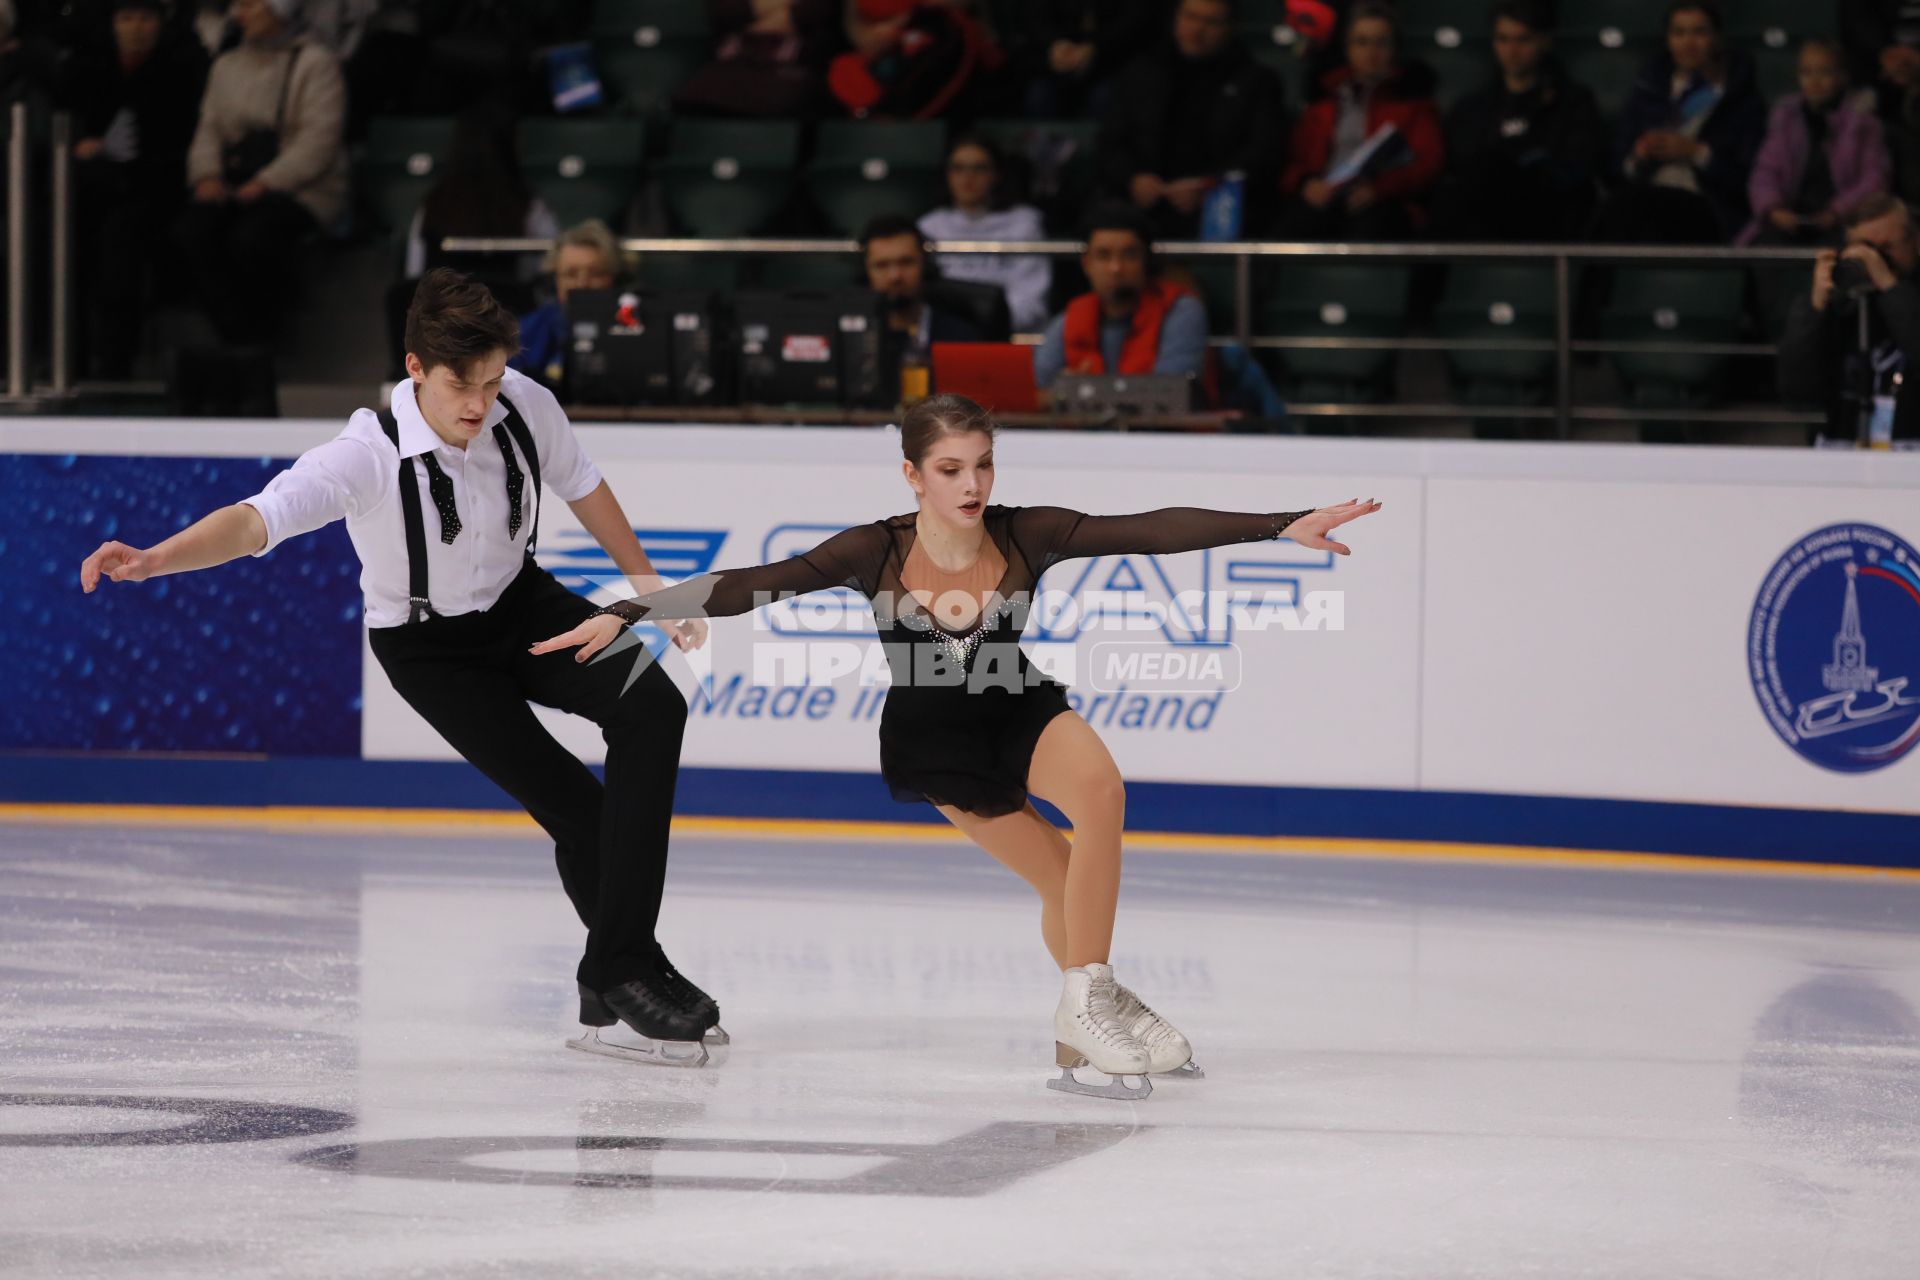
[1490,0,1553,34]
[859,213,924,253]
[1082,201,1156,255]
[1665,0,1722,33]
[1846,192,1915,232]
[404,267,520,376]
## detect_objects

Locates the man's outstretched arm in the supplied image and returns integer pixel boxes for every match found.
[80,504,268,591]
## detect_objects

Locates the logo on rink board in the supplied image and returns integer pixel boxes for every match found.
[1748,522,1920,773]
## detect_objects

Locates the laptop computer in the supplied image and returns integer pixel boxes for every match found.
[931,342,1039,414]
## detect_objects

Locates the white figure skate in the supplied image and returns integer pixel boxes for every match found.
[1113,982,1203,1078]
[1048,962,1153,1100]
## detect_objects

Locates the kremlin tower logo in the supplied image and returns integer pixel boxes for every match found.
[1749,523,1920,773]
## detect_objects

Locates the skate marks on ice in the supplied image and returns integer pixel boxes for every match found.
[296,1120,1136,1195]
[0,1093,354,1148]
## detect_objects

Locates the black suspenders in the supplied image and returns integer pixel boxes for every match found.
[376,393,541,626]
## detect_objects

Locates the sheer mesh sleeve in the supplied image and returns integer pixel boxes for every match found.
[594,522,888,625]
[1009,505,1317,571]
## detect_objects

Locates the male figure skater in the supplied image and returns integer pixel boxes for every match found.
[80,268,725,1067]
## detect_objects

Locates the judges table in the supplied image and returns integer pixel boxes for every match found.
[565,405,1246,432]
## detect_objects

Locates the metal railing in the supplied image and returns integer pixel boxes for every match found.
[446,234,1828,436]
[2,103,76,405]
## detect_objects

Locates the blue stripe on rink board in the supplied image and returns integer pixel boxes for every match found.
[2,754,1916,868]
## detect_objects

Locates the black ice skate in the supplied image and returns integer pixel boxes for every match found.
[569,972,712,1068]
[650,943,729,1047]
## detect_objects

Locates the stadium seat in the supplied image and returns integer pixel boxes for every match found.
[517,118,646,230]
[590,0,709,116]
[1434,263,1559,405]
[1170,258,1242,338]
[1559,0,1670,48]
[360,116,457,241]
[1399,0,1479,48]
[1726,0,1837,49]
[1599,267,1746,407]
[806,121,948,238]
[1423,43,1495,113]
[1255,263,1412,403]
[1562,43,1645,121]
[658,119,801,237]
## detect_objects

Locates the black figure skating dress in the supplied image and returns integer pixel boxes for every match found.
[596,505,1311,818]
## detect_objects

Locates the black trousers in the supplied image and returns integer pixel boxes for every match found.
[367,559,689,990]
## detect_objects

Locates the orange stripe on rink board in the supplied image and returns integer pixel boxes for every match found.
[0,802,1915,883]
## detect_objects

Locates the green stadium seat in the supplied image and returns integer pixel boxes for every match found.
[1560,0,1670,47]
[1256,263,1412,403]
[806,121,948,238]
[658,119,801,237]
[1726,1,1837,49]
[1600,267,1746,407]
[360,116,457,241]
[1434,263,1559,405]
[1563,43,1646,121]
[1399,0,1479,47]
[517,118,646,230]
[590,0,709,116]
[1237,18,1305,109]
[1423,42,1495,113]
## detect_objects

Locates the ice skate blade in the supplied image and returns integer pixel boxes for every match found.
[1158,1059,1204,1079]
[704,1024,730,1048]
[1047,1064,1152,1101]
[566,1027,710,1069]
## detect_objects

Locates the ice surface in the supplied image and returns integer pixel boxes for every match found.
[2,817,1917,1279]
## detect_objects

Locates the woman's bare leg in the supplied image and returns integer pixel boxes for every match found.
[1023,711,1127,969]
[934,801,1072,968]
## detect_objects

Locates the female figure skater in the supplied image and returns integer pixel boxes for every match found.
[531,394,1382,1099]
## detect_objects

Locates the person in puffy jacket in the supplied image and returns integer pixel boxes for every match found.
[1273,0,1444,240]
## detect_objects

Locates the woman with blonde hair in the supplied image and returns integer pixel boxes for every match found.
[531,393,1383,1099]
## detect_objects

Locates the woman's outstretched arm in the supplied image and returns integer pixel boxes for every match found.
[1014,500,1382,568]
[528,521,887,660]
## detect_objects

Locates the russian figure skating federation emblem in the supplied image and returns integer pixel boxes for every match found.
[1748,522,1920,773]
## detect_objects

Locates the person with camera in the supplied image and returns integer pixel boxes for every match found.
[1777,192,1920,445]
[175,0,347,344]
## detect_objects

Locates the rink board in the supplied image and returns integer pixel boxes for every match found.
[5,420,1919,859]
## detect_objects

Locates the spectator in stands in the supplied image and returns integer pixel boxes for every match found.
[1429,0,1601,242]
[1840,0,1920,117]
[862,213,988,367]
[511,219,629,392]
[1778,192,1920,444]
[1740,39,1890,248]
[1017,0,1164,119]
[1273,0,1444,240]
[918,133,1053,332]
[831,0,999,121]
[385,104,558,377]
[175,0,347,343]
[1033,201,1206,391]
[65,0,210,379]
[672,0,842,118]
[1593,0,1765,244]
[1098,0,1287,238]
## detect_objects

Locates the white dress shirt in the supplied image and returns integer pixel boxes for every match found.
[239,368,605,628]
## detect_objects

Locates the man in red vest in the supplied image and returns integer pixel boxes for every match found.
[1033,202,1209,395]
